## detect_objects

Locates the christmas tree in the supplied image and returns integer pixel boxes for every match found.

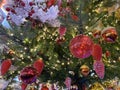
[0,0,120,89]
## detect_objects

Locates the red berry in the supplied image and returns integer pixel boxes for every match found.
[29,2,34,6]
[6,7,11,11]
[105,50,111,57]
[29,12,32,16]
[31,10,35,13]
[32,22,36,28]
[11,9,16,13]
[21,1,25,6]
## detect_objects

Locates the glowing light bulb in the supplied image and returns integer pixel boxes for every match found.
[67,62,70,65]
[24,47,27,50]
[10,33,14,36]
[61,63,64,65]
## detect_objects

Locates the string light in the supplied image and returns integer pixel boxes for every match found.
[57,60,60,63]
[67,58,70,60]
[7,42,10,45]
[67,62,70,65]
[27,56,31,59]
[0,1,119,89]
[20,33,23,36]
[20,54,23,58]
[11,58,15,60]
[113,60,116,63]
[23,52,26,55]
[30,59,33,61]
[50,72,53,75]
[55,64,58,67]
[52,67,55,69]
[88,13,91,15]
[85,26,89,29]
[61,63,64,66]
[32,48,36,52]
[10,33,14,36]
[21,62,25,64]
[24,47,27,50]
[20,50,23,53]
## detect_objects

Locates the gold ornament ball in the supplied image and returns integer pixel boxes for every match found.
[80,65,90,77]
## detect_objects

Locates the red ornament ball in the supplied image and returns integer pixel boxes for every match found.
[69,35,94,59]
[20,66,38,84]
[101,27,117,43]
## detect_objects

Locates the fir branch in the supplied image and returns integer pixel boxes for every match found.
[79,4,84,34]
[0,29,25,47]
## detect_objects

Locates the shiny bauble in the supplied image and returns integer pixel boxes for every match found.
[89,82,105,90]
[20,66,38,84]
[92,29,101,38]
[69,35,93,59]
[80,65,90,77]
[101,27,117,43]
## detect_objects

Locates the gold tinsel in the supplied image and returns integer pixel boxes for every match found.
[115,8,120,20]
[88,82,105,90]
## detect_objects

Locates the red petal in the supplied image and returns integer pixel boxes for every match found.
[93,61,105,79]
[47,0,55,7]
[33,59,44,75]
[1,59,12,75]
[92,44,102,61]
